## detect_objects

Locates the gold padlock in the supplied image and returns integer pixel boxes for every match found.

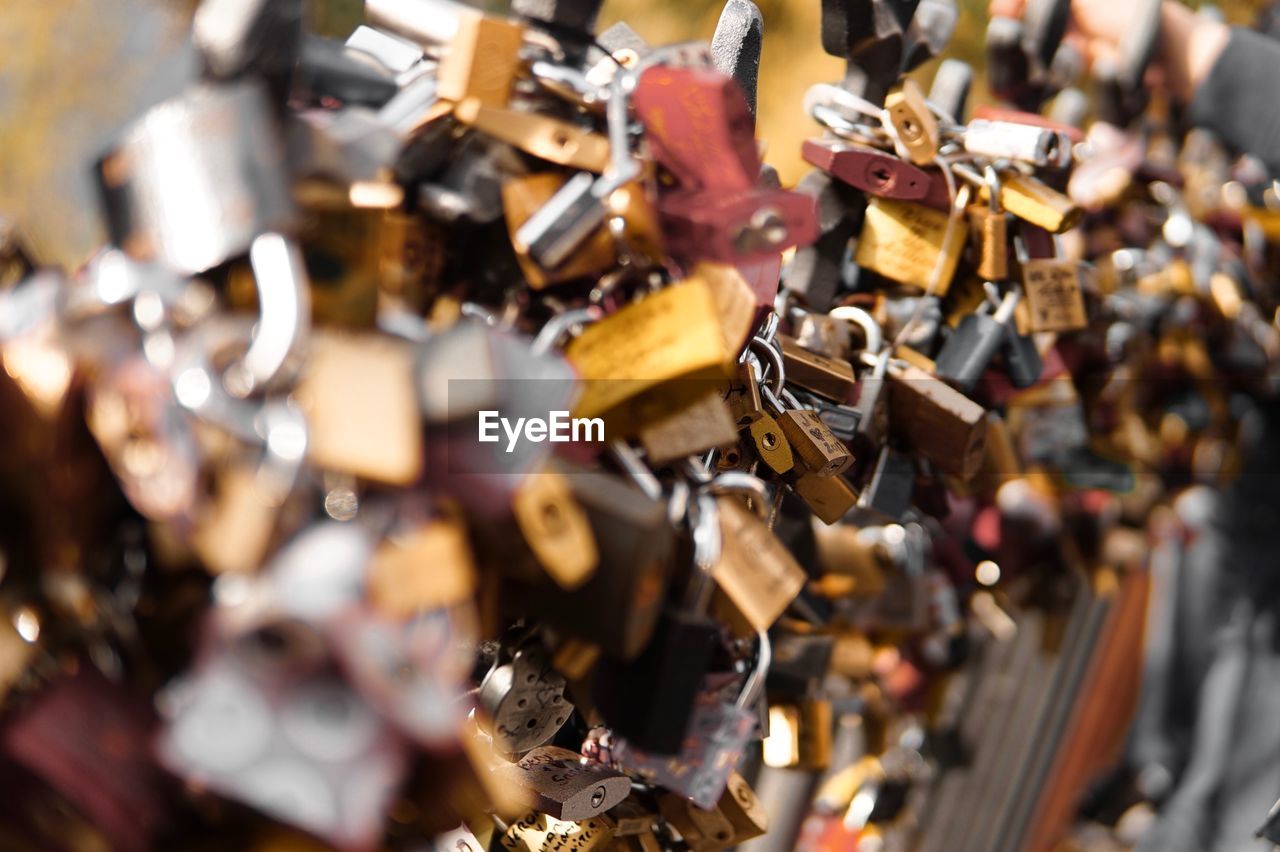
[368,518,477,617]
[777,409,853,477]
[747,413,795,475]
[497,811,615,852]
[292,331,424,485]
[855,196,967,295]
[884,79,940,165]
[777,335,857,402]
[567,278,735,424]
[788,469,858,524]
[885,360,987,481]
[709,498,808,632]
[437,15,523,107]
[981,172,1082,234]
[512,469,599,591]
[454,99,611,173]
[1020,259,1088,332]
[638,389,739,466]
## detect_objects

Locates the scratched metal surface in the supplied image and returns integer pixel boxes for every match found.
[0,1,198,270]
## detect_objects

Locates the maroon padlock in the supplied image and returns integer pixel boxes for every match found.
[801,138,930,201]
[659,187,819,265]
[632,64,760,192]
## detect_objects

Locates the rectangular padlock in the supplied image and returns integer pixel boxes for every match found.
[658,186,820,265]
[1020,258,1088,332]
[777,408,854,476]
[710,498,808,632]
[632,64,761,192]
[886,360,987,480]
[367,517,477,616]
[788,468,858,524]
[436,14,523,107]
[453,100,611,173]
[854,196,967,294]
[883,79,941,165]
[498,812,616,852]
[566,278,735,424]
[980,172,1081,233]
[778,335,857,402]
[801,139,930,200]
[293,330,424,485]
[639,389,740,466]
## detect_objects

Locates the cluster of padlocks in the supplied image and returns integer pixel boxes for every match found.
[2,0,1280,849]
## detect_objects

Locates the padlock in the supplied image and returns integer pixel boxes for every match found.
[801,139,930,201]
[566,278,735,426]
[97,82,294,275]
[611,628,769,808]
[856,446,916,520]
[778,335,857,403]
[710,0,765,120]
[592,495,727,754]
[498,811,616,852]
[883,78,939,165]
[934,288,1020,392]
[495,746,631,821]
[747,412,796,475]
[963,120,1071,169]
[790,391,864,443]
[477,637,574,754]
[453,100,612,173]
[855,194,968,295]
[511,468,599,591]
[632,64,760,192]
[639,389,740,466]
[969,167,1009,282]
[436,14,524,107]
[979,171,1081,233]
[658,187,820,265]
[764,385,853,478]
[792,311,853,361]
[885,359,987,480]
[524,467,674,661]
[1016,234,1088,332]
[788,467,859,524]
[368,514,478,614]
[292,330,423,485]
[710,496,808,632]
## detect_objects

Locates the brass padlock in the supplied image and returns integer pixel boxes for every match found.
[512,469,599,592]
[503,173,618,287]
[454,99,611,173]
[292,330,424,485]
[1019,258,1087,332]
[724,362,764,427]
[885,360,987,481]
[777,335,856,402]
[566,278,735,426]
[710,498,807,633]
[657,771,768,851]
[747,413,795,475]
[367,517,477,616]
[495,747,631,821]
[436,14,523,107]
[777,408,854,477]
[969,168,1008,282]
[884,79,940,165]
[980,172,1081,233]
[638,389,739,466]
[855,195,967,295]
[788,469,858,524]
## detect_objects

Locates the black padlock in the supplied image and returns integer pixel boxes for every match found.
[935,291,1020,393]
[857,446,915,521]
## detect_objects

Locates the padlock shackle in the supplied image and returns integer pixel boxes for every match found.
[736,628,771,710]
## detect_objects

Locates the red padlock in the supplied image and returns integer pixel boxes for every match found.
[659,187,820,265]
[802,139,930,201]
[633,64,760,192]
